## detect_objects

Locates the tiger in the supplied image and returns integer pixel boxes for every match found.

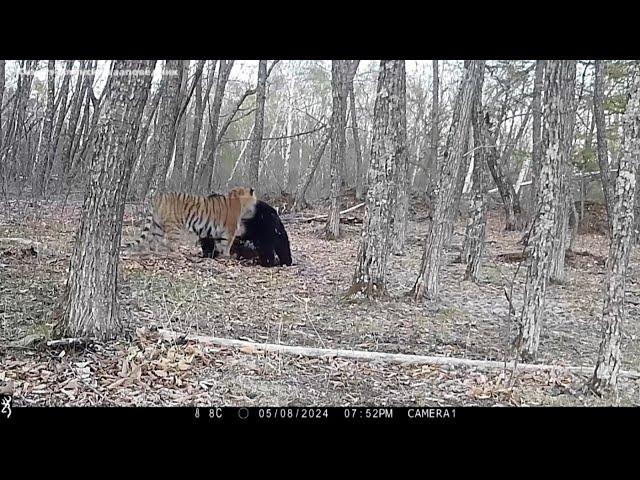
[123,187,257,257]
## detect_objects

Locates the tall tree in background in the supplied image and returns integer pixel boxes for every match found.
[411,61,481,300]
[185,60,208,191]
[349,60,406,297]
[484,115,524,231]
[326,60,358,239]
[32,60,56,198]
[349,81,364,200]
[462,62,487,281]
[61,60,88,176]
[49,60,74,181]
[53,60,155,340]
[530,60,545,209]
[143,60,183,194]
[425,60,440,207]
[594,60,614,234]
[549,61,577,283]
[168,59,191,189]
[249,60,268,190]
[591,79,640,394]
[391,64,408,255]
[515,61,574,361]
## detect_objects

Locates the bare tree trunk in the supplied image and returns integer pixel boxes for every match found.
[426,60,440,207]
[282,85,294,193]
[517,60,545,244]
[65,60,95,176]
[168,60,190,189]
[150,60,183,192]
[591,81,640,394]
[293,126,331,211]
[594,60,614,235]
[53,60,155,341]
[349,83,364,200]
[463,63,487,281]
[226,124,254,188]
[49,60,74,179]
[130,77,164,197]
[326,60,351,239]
[248,60,268,190]
[184,60,209,191]
[391,66,409,255]
[484,116,524,231]
[32,60,56,198]
[410,61,482,301]
[515,61,573,362]
[195,60,233,192]
[59,60,85,175]
[349,60,406,298]
[549,61,577,284]
[69,62,103,182]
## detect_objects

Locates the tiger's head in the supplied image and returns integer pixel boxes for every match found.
[228,187,258,219]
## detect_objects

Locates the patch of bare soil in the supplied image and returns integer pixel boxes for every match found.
[1,199,638,406]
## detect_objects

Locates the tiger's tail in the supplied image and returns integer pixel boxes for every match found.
[122,213,164,251]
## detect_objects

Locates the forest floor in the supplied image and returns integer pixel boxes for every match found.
[1,196,639,407]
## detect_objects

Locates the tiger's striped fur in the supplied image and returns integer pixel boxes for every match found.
[124,187,257,256]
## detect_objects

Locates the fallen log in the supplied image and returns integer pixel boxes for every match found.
[157,329,640,379]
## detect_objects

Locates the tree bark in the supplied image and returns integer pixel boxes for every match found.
[326,60,351,240]
[591,81,640,393]
[349,83,364,200]
[549,61,577,284]
[411,61,482,301]
[515,61,573,361]
[53,60,155,341]
[248,60,268,191]
[350,60,406,298]
[391,65,409,255]
[425,60,440,207]
[150,60,183,192]
[168,60,190,189]
[463,64,487,281]
[594,60,614,235]
[184,60,209,191]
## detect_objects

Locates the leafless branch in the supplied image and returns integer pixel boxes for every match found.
[220,124,326,144]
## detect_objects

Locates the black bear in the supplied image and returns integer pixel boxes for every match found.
[200,199,292,267]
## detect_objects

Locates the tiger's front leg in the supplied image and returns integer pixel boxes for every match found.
[162,224,182,253]
[220,234,235,257]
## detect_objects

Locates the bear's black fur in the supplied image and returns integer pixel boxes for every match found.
[200,199,292,267]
